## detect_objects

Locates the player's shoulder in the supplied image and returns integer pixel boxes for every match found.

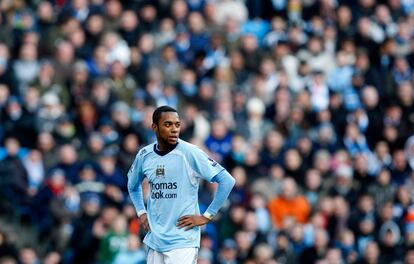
[136,143,155,158]
[177,139,202,152]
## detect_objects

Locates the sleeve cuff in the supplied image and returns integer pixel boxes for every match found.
[203,211,214,220]
[137,210,147,217]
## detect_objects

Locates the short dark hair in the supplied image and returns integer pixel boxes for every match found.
[152,105,178,125]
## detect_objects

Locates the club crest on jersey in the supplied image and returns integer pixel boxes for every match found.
[156,165,166,178]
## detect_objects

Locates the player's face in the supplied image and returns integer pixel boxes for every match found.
[153,111,181,149]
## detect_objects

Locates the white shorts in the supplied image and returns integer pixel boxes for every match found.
[147,247,198,264]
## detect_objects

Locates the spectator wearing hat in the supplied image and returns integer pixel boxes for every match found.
[75,162,104,199]
[273,230,297,263]
[53,114,77,145]
[355,213,377,257]
[241,97,274,148]
[98,148,127,206]
[67,192,102,264]
[31,168,66,238]
[67,60,92,108]
[217,238,238,264]
[48,184,80,251]
[0,137,29,214]
[36,92,65,133]
[2,96,37,148]
[329,164,359,205]
[378,220,404,263]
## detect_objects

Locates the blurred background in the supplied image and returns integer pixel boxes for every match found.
[0,0,414,263]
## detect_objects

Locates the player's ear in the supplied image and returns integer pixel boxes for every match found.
[151,123,157,132]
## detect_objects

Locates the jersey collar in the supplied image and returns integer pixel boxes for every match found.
[153,142,179,156]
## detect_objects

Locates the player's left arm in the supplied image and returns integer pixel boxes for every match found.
[177,169,235,230]
[127,152,150,232]
[203,170,235,217]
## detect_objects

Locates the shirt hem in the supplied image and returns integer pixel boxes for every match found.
[144,241,200,252]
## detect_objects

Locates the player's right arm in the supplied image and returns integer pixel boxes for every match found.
[127,150,150,232]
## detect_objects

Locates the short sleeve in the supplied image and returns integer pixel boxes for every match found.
[189,147,225,182]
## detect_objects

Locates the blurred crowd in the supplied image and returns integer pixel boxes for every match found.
[1,0,414,263]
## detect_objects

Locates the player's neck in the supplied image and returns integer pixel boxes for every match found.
[156,142,178,151]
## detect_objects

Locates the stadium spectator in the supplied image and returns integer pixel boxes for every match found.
[268,177,311,229]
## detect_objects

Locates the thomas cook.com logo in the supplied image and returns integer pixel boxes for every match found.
[150,182,178,199]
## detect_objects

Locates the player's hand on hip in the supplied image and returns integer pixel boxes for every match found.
[177,215,210,231]
[139,213,151,232]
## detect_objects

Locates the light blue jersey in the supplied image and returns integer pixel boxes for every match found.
[128,139,225,252]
